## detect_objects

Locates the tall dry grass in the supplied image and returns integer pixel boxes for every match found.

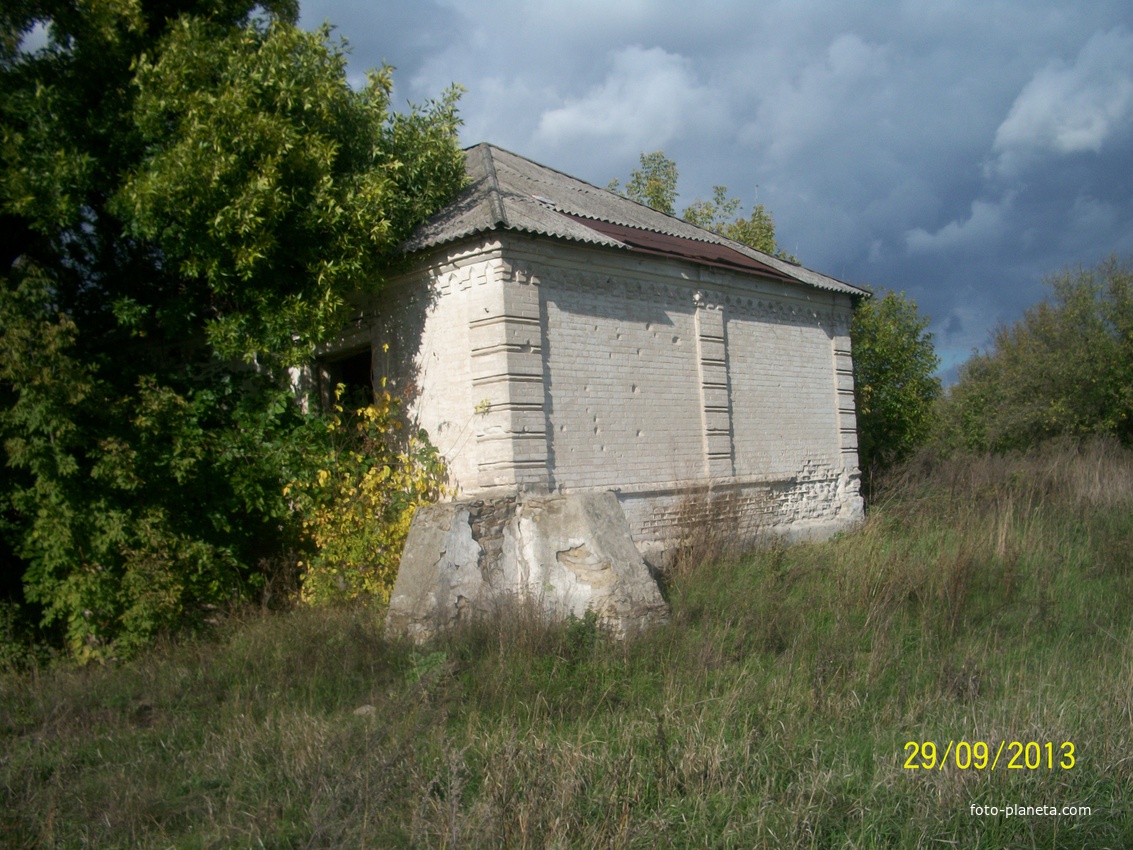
[3,440,1133,847]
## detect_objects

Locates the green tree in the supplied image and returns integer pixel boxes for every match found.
[851,291,941,480]
[683,184,795,260]
[941,257,1133,452]
[119,18,464,363]
[611,152,795,258]
[609,150,678,215]
[0,2,464,658]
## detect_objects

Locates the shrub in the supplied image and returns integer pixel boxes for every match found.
[851,290,941,480]
[287,381,446,605]
[939,256,1133,452]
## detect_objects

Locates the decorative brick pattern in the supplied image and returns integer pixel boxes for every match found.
[693,295,735,478]
[833,330,859,459]
[469,277,549,489]
[333,232,864,554]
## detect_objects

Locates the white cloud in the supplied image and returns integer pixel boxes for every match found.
[738,33,890,163]
[991,27,1133,176]
[457,75,558,151]
[534,45,721,156]
[297,0,1133,369]
[1067,193,1119,235]
[905,194,1013,253]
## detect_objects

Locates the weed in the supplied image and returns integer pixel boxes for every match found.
[4,444,1133,846]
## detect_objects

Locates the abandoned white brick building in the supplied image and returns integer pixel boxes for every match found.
[329,143,867,566]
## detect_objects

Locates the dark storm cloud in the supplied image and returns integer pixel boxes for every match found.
[299,0,1133,379]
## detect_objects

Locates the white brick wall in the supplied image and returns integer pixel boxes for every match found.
[368,242,502,494]
[728,311,840,479]
[344,232,864,552]
[541,269,704,490]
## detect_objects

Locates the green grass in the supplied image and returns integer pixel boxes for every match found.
[3,440,1133,847]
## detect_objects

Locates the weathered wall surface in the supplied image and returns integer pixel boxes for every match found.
[348,232,863,561]
[539,261,704,490]
[505,236,863,550]
[386,492,670,642]
[361,242,511,494]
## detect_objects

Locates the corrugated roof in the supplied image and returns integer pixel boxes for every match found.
[403,143,867,298]
[566,215,797,283]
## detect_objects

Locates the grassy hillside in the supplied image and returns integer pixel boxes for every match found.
[3,441,1133,848]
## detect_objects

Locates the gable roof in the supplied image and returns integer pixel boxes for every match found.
[404,143,867,298]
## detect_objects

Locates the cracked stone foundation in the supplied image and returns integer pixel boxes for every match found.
[385,492,669,642]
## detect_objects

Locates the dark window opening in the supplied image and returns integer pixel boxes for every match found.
[323,348,373,410]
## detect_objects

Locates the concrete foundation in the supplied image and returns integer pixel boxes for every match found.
[386,492,669,642]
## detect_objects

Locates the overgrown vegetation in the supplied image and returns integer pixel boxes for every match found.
[4,440,1131,847]
[287,381,447,606]
[853,256,1133,483]
[3,5,1132,841]
[851,289,942,481]
[0,1,465,659]
[940,256,1133,452]
[610,150,795,258]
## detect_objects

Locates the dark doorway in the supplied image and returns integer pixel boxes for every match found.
[322,348,373,410]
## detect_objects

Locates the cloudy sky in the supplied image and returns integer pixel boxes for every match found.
[300,0,1133,380]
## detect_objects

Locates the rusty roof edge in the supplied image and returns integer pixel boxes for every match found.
[560,213,796,281]
[402,144,871,298]
[483,146,867,294]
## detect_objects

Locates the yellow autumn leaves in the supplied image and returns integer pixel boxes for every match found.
[286,385,446,605]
